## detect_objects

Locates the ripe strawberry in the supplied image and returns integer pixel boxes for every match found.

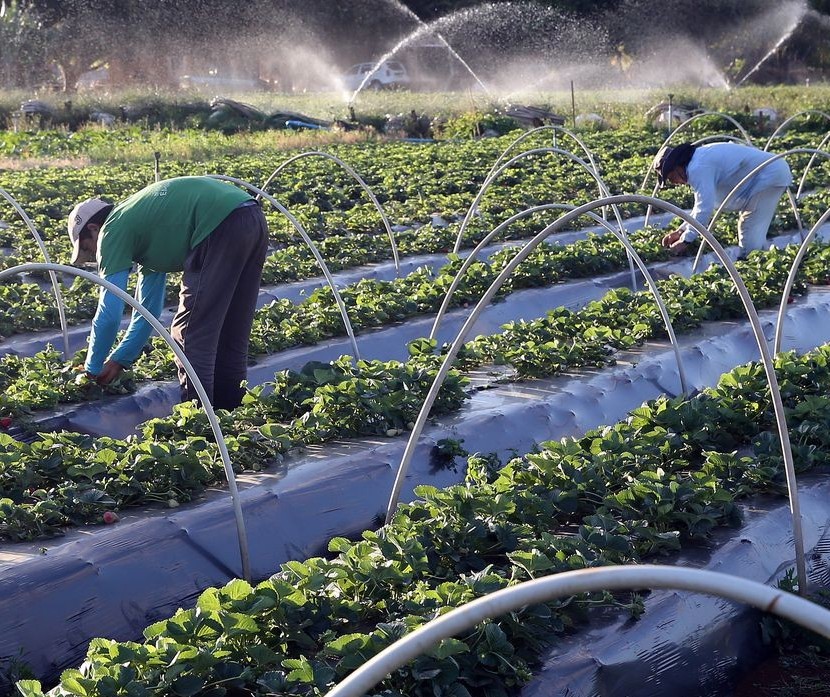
[0,417,12,429]
[103,511,119,524]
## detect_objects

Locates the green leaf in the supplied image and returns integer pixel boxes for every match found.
[196,588,222,613]
[66,462,108,479]
[247,644,281,666]
[427,637,469,660]
[59,670,91,696]
[143,619,169,640]
[15,681,46,697]
[220,612,260,636]
[171,675,205,697]
[259,423,287,439]
[283,656,314,683]
[222,578,253,600]
[325,633,371,655]
[94,448,119,465]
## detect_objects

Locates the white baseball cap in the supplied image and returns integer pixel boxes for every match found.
[67,198,110,265]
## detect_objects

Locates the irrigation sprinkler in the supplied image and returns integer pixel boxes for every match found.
[450,147,639,291]
[773,205,830,355]
[206,174,361,362]
[691,148,830,274]
[0,262,252,582]
[386,194,808,596]
[570,80,577,129]
[0,187,70,359]
[427,201,689,395]
[324,565,830,697]
[257,151,400,274]
[763,109,830,152]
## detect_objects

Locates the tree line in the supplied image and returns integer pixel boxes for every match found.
[1,0,828,91]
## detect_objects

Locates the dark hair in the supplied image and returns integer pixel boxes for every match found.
[656,143,698,185]
[669,143,697,170]
[86,203,114,232]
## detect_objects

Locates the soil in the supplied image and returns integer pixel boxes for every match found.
[732,649,830,696]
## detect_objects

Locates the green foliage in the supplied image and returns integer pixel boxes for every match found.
[19,344,830,696]
[437,111,522,139]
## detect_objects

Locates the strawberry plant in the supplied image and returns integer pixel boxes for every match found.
[17,344,830,697]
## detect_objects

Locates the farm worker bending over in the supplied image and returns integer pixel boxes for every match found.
[655,142,792,258]
[67,176,269,411]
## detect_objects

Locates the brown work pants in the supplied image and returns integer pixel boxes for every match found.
[170,202,269,411]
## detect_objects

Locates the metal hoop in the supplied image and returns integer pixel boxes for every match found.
[257,151,400,274]
[428,201,688,395]
[450,147,638,291]
[773,205,830,354]
[764,110,830,151]
[324,565,830,697]
[386,194,807,596]
[794,131,830,201]
[480,124,611,222]
[0,262,252,581]
[206,175,361,362]
[486,124,604,186]
[0,187,70,359]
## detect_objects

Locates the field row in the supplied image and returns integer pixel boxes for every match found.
[0,121,827,335]
[0,241,825,541]
[16,342,830,697]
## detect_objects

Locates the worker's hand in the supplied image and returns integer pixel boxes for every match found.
[667,241,690,256]
[96,360,125,386]
[661,230,683,248]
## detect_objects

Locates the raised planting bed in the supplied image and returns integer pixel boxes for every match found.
[10,337,830,696]
[5,283,830,690]
[0,212,670,360]
[521,476,830,696]
[9,225,823,440]
[0,239,827,544]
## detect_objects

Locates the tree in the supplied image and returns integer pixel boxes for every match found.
[0,0,50,88]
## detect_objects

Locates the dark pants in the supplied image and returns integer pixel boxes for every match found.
[170,203,268,411]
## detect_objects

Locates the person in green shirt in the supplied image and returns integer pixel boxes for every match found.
[68,176,269,410]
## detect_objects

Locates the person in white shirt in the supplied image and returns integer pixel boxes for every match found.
[655,142,792,258]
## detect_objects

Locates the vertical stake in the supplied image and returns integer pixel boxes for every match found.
[570,80,577,129]
[154,151,161,183]
[667,93,674,138]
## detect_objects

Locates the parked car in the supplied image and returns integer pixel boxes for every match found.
[341,60,411,90]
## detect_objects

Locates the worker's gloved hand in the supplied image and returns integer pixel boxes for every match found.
[661,229,690,256]
[96,359,125,385]
[661,229,683,248]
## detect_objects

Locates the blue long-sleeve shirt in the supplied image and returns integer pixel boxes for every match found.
[84,270,167,374]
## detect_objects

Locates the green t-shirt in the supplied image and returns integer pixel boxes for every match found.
[98,177,253,275]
